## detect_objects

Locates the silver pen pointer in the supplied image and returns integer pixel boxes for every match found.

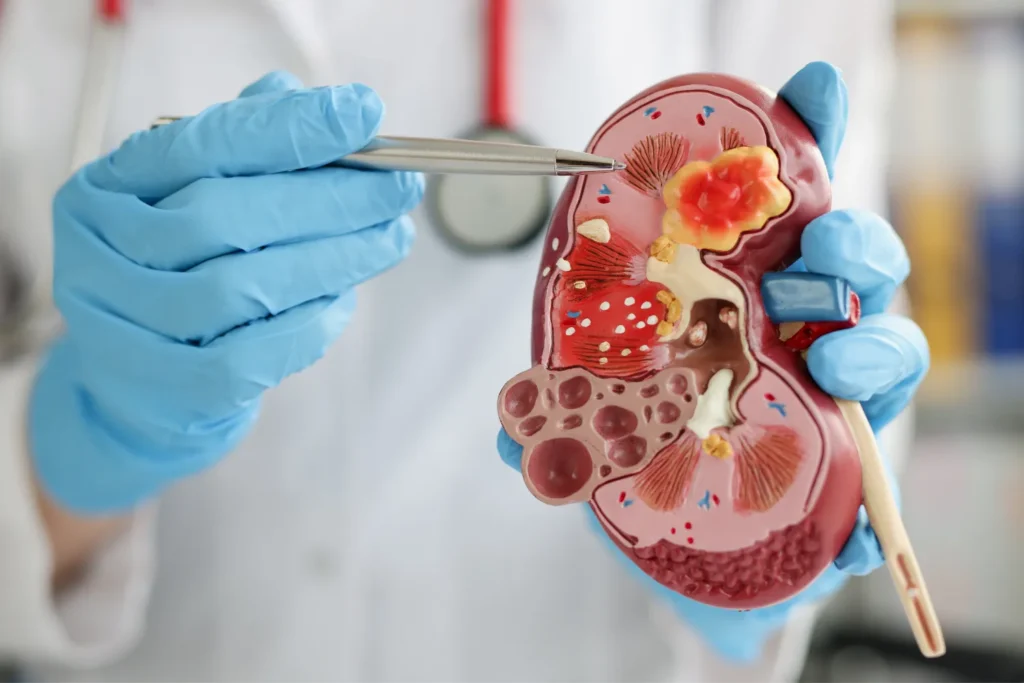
[150,116,624,176]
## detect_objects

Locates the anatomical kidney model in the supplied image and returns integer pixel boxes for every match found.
[497,72,945,657]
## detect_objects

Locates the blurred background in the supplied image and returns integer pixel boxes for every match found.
[800,0,1024,681]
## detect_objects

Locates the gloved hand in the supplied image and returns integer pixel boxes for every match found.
[31,71,424,514]
[496,61,929,661]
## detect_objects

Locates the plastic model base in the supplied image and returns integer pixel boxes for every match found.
[498,73,863,610]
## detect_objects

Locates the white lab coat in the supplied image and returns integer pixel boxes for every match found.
[0,1,905,680]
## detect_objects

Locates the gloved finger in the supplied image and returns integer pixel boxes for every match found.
[778,61,848,179]
[157,168,422,268]
[800,209,910,315]
[94,166,424,270]
[202,293,355,407]
[56,174,415,342]
[497,428,524,472]
[67,291,358,425]
[238,70,305,98]
[153,217,413,344]
[84,83,385,201]
[807,313,929,431]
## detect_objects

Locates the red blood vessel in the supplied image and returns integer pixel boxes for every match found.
[497,73,863,609]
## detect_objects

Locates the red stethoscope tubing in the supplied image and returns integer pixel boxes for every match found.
[0,0,127,22]
[484,0,512,130]
[97,0,128,22]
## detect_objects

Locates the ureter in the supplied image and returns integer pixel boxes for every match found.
[645,244,758,413]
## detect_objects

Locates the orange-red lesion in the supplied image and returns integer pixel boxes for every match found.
[661,146,792,253]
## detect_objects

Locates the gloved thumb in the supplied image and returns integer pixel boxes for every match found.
[238,70,305,98]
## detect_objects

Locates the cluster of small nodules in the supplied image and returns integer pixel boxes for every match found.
[631,518,821,601]
[501,365,697,503]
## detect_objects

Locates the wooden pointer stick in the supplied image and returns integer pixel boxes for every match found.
[835,398,945,658]
[767,273,945,658]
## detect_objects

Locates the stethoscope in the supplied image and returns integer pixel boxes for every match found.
[0,0,127,363]
[0,5,126,678]
[0,0,545,363]
[427,0,553,253]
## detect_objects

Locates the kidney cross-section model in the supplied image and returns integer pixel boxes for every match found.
[498,73,863,610]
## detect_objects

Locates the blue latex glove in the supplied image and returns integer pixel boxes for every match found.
[31,71,424,514]
[496,62,929,661]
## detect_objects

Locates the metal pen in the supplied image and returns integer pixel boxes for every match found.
[150,117,623,176]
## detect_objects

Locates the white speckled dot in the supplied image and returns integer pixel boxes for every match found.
[541,266,551,276]
[552,238,560,250]
[641,301,652,310]
[556,259,571,272]
[621,349,631,356]
[598,341,611,352]
[636,322,646,329]
[581,318,591,327]
[565,327,575,336]
[624,297,635,306]
[599,357,608,365]
[614,325,625,334]
[627,313,636,321]
[600,302,610,311]
[647,315,659,325]
[639,345,650,351]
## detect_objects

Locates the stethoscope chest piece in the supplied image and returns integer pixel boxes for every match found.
[427,126,553,253]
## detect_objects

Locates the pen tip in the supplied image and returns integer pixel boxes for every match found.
[555,150,626,175]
